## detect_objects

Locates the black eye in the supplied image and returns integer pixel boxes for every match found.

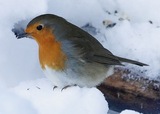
[36,24,43,31]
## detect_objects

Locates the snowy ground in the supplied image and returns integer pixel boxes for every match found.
[0,0,160,114]
[12,79,109,114]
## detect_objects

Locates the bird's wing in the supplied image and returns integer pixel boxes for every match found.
[90,49,122,65]
[60,22,147,66]
[67,31,122,66]
[57,21,122,66]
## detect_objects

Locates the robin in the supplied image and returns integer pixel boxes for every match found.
[16,14,148,88]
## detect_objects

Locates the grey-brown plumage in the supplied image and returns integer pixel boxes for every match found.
[31,14,147,66]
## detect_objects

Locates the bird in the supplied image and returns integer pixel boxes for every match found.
[16,14,148,88]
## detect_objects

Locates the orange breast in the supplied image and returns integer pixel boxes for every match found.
[39,40,67,70]
[39,32,67,70]
[25,23,67,70]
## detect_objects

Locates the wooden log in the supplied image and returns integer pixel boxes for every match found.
[97,68,160,114]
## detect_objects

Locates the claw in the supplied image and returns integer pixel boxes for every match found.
[53,86,58,90]
[61,84,77,91]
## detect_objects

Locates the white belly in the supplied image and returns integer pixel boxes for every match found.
[43,66,71,88]
[43,65,114,88]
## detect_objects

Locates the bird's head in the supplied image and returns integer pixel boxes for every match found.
[17,14,67,45]
[25,14,58,45]
[18,14,67,70]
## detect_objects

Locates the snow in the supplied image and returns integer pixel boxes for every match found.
[47,0,106,27]
[12,78,108,114]
[0,86,38,114]
[0,0,47,87]
[0,0,159,114]
[120,109,142,114]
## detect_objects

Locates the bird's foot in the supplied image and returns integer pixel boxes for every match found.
[61,84,77,91]
[53,86,58,90]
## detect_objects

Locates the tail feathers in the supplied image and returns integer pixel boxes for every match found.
[117,56,148,66]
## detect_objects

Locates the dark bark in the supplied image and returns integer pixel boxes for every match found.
[97,69,160,114]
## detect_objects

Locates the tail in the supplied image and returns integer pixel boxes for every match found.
[116,56,148,66]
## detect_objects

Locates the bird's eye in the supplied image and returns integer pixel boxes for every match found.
[36,24,43,31]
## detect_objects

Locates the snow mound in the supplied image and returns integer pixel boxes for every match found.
[120,109,142,114]
[0,88,37,114]
[12,78,109,114]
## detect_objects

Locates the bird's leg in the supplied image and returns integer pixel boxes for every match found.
[61,85,71,91]
[61,84,77,91]
[53,86,58,90]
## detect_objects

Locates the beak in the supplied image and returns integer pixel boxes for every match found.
[16,32,29,39]
[12,28,32,39]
